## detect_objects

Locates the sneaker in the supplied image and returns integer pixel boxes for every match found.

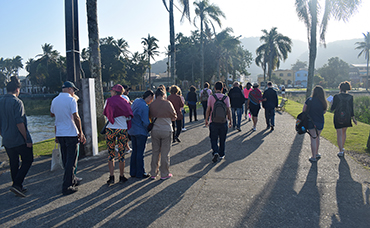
[237,128,241,132]
[62,186,78,195]
[220,155,225,160]
[194,119,198,121]
[252,127,256,131]
[161,174,173,180]
[107,175,115,185]
[316,153,321,159]
[176,137,181,143]
[20,186,28,193]
[119,175,128,183]
[212,153,219,163]
[10,186,26,197]
[271,126,274,131]
[125,148,132,154]
[182,128,187,131]
[266,125,270,130]
[249,118,251,121]
[138,173,150,178]
[76,177,83,181]
[337,151,344,157]
[150,176,157,180]
[309,157,317,162]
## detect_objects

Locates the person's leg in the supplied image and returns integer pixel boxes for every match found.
[270,108,275,127]
[5,146,20,187]
[209,123,219,155]
[341,128,347,149]
[244,100,249,117]
[194,104,198,121]
[336,128,343,152]
[150,130,161,177]
[63,137,79,191]
[159,131,172,177]
[172,121,176,142]
[106,128,116,177]
[252,116,258,129]
[181,109,185,129]
[176,120,182,138]
[202,101,207,119]
[14,144,33,188]
[231,108,236,128]
[117,129,128,177]
[309,129,317,159]
[264,108,270,127]
[130,135,138,177]
[218,123,228,157]
[135,135,148,177]
[189,106,193,122]
[236,108,242,129]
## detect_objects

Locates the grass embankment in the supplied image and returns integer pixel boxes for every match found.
[282,97,370,154]
[32,104,199,157]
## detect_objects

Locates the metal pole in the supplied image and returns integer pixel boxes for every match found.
[65,0,75,82]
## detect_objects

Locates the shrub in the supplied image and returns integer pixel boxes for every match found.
[354,96,370,125]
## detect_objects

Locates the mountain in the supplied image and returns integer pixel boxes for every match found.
[151,37,366,82]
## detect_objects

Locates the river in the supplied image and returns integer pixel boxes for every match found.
[0,115,55,149]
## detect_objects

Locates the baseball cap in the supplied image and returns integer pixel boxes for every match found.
[111,84,124,93]
[62,81,79,91]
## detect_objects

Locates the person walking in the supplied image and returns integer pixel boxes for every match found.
[262,81,278,131]
[186,85,198,122]
[179,90,187,131]
[303,85,327,162]
[121,85,133,154]
[149,88,177,179]
[128,90,154,178]
[0,76,33,197]
[200,82,212,120]
[228,81,245,131]
[243,82,252,120]
[50,81,86,195]
[330,81,357,157]
[167,85,184,143]
[248,83,266,131]
[103,84,133,185]
[205,81,232,163]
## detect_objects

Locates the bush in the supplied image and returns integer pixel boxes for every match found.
[354,96,370,125]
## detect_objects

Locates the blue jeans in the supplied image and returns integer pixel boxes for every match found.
[264,108,275,127]
[57,136,79,191]
[231,107,242,129]
[130,135,148,177]
[209,122,228,157]
[6,144,34,189]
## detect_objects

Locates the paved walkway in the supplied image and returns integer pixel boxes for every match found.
[1,110,370,228]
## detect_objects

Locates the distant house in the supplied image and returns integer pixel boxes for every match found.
[295,69,308,87]
[350,64,369,85]
[272,69,294,86]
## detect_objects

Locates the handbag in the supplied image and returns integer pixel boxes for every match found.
[100,120,109,135]
[295,98,318,138]
[51,143,64,171]
[147,118,157,132]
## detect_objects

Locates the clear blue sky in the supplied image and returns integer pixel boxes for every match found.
[1,0,369,76]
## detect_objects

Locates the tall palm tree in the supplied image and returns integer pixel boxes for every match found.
[355,31,370,91]
[295,0,361,98]
[162,0,190,84]
[116,38,130,58]
[86,0,105,135]
[257,27,292,82]
[193,0,225,87]
[141,34,159,89]
[255,45,268,83]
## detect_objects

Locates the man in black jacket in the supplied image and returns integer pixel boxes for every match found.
[262,81,278,131]
[228,81,245,131]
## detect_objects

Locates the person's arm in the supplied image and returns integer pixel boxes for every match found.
[73,112,86,144]
[205,105,211,127]
[17,123,32,147]
[302,103,307,112]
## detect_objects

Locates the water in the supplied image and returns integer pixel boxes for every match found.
[0,115,55,149]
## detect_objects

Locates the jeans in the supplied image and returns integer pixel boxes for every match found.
[181,109,185,128]
[130,135,148,177]
[5,144,34,188]
[265,108,275,127]
[201,101,207,119]
[57,136,79,191]
[172,120,182,139]
[209,122,228,157]
[231,107,242,129]
[188,104,197,121]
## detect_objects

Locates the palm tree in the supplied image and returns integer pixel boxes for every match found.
[355,32,370,91]
[257,27,292,82]
[141,34,159,89]
[116,38,130,58]
[295,0,361,98]
[255,45,268,83]
[86,0,105,135]
[193,0,225,87]
[162,0,190,84]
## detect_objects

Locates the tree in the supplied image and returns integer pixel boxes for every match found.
[291,59,307,72]
[355,31,370,91]
[257,27,292,81]
[295,0,361,98]
[162,0,190,84]
[193,0,225,87]
[141,34,159,89]
[317,57,350,88]
[255,45,268,83]
[86,0,105,133]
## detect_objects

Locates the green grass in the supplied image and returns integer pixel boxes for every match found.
[283,97,370,154]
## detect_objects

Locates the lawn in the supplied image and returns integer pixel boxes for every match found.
[283,97,370,154]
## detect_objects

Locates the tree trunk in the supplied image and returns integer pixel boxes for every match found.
[169,0,176,85]
[86,0,105,134]
[366,58,369,91]
[200,16,204,87]
[306,0,318,99]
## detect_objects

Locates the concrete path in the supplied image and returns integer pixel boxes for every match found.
[1,110,370,228]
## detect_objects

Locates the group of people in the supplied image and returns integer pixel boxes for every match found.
[0,76,358,197]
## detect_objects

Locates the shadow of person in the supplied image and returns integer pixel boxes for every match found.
[331,157,370,227]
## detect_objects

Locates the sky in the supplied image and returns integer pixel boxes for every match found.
[1,0,369,76]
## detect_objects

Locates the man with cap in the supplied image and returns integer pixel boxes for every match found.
[50,81,86,195]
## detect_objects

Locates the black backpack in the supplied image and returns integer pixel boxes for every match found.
[295,98,318,138]
[211,94,228,123]
[335,95,352,125]
[201,89,209,102]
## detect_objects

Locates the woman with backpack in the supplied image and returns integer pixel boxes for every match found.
[302,85,327,162]
[330,81,357,157]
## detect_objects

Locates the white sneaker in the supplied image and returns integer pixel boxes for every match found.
[337,151,344,157]
[252,127,256,131]
[125,148,132,154]
[182,128,187,131]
